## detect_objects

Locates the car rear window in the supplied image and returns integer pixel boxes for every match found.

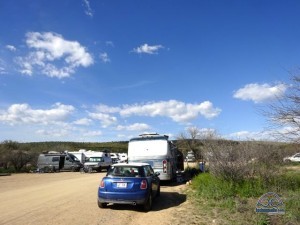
[107,166,144,177]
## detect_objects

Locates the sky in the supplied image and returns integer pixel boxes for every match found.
[0,0,299,143]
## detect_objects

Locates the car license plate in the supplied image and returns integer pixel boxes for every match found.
[117,182,127,188]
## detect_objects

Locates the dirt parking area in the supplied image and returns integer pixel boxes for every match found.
[0,172,193,225]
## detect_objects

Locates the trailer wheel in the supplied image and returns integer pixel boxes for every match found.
[44,166,49,173]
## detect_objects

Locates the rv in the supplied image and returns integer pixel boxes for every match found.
[37,152,83,172]
[128,133,183,181]
[67,150,86,163]
[83,151,112,172]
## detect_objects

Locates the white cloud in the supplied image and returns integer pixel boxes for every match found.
[83,0,93,17]
[17,32,93,78]
[233,83,287,103]
[0,59,7,74]
[116,123,151,131]
[36,128,69,137]
[83,130,102,137]
[88,112,117,128]
[105,41,114,47]
[6,45,16,51]
[73,118,92,126]
[132,43,164,54]
[120,100,221,122]
[0,103,74,125]
[94,104,121,113]
[99,52,110,63]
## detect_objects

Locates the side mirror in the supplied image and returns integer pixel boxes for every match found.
[154,172,160,177]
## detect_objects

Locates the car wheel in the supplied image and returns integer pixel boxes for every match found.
[143,193,152,212]
[157,185,160,197]
[97,200,107,208]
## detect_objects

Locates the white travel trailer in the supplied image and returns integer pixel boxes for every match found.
[83,151,112,172]
[67,150,86,163]
[128,133,183,181]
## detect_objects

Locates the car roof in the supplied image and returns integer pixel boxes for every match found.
[112,162,150,167]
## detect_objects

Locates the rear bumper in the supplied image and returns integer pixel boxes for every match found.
[98,190,148,205]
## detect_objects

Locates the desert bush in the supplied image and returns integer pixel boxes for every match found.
[203,140,255,182]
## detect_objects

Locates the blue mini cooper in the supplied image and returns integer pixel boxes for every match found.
[98,163,160,211]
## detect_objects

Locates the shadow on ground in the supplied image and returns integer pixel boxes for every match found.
[105,189,186,212]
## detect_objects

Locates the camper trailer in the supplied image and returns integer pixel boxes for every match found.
[67,150,86,163]
[83,151,112,172]
[37,152,82,172]
[128,133,183,181]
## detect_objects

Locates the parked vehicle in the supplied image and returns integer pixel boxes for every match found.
[83,152,112,172]
[98,163,160,211]
[185,151,196,162]
[67,151,86,163]
[118,153,128,163]
[283,153,300,163]
[128,133,183,181]
[37,152,82,172]
[110,153,119,163]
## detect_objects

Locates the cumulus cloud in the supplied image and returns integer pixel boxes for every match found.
[73,118,92,126]
[16,32,93,78]
[120,100,221,122]
[83,130,102,137]
[36,128,69,137]
[6,45,16,51]
[0,103,74,125]
[132,43,164,54]
[99,52,110,63]
[116,123,151,131]
[88,112,117,128]
[233,83,287,103]
[94,104,121,113]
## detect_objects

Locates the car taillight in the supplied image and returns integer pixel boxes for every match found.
[140,180,147,189]
[100,179,105,188]
[163,160,167,173]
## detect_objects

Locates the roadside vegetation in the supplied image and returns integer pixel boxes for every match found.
[179,133,300,225]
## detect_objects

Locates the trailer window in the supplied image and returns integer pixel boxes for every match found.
[87,157,103,162]
[52,157,60,162]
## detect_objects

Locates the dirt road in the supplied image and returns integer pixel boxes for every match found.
[0,172,190,225]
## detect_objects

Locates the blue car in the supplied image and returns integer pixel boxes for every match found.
[98,163,160,211]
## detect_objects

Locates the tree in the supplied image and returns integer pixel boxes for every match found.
[0,140,35,172]
[0,140,20,169]
[177,127,218,161]
[264,75,300,142]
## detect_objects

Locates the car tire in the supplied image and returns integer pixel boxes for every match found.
[157,185,160,197]
[98,200,107,208]
[143,193,152,212]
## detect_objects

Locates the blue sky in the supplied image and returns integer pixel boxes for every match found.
[0,0,299,142]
